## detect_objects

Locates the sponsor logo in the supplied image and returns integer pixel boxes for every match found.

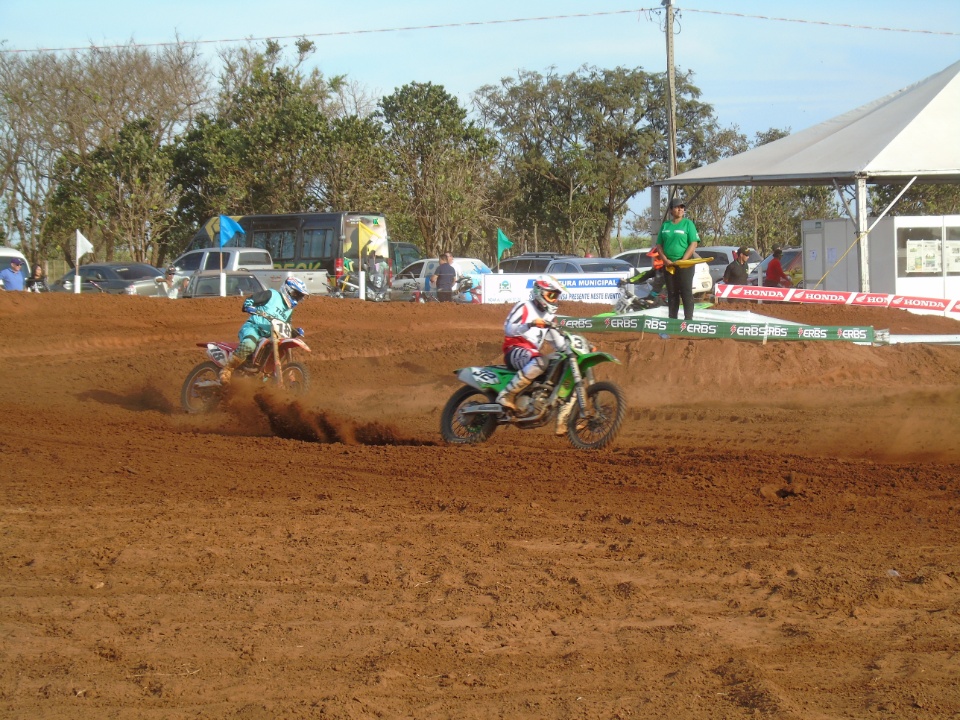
[836,328,869,340]
[606,317,639,329]
[854,294,888,305]
[498,280,511,293]
[560,318,593,329]
[679,322,718,335]
[732,324,789,338]
[893,297,948,309]
[643,318,668,332]
[797,327,828,339]
[735,287,783,298]
[795,291,847,303]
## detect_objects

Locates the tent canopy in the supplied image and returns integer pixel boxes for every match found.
[657,60,960,188]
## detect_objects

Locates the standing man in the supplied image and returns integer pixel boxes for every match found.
[657,197,700,321]
[431,252,457,302]
[764,246,791,287]
[722,247,752,285]
[1,257,25,291]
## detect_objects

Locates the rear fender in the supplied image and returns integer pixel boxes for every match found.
[454,366,514,392]
[204,342,233,366]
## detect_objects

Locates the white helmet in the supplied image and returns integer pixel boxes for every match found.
[531,275,565,314]
[280,276,309,308]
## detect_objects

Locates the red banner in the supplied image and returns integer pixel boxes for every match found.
[715,283,960,314]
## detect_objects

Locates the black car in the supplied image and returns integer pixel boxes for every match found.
[496,252,578,274]
[49,262,165,295]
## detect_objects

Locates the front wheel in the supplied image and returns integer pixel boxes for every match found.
[181,361,222,414]
[440,386,498,444]
[272,361,310,395]
[566,381,626,450]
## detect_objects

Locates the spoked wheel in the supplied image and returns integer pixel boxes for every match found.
[566,381,626,450]
[440,386,498,444]
[277,362,310,395]
[180,361,222,414]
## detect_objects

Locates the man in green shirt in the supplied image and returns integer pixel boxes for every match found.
[657,197,700,321]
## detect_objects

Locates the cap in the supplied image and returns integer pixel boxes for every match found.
[668,197,686,209]
[10,258,23,265]
[737,246,750,256]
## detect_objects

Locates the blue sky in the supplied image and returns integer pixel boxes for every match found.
[2,1,958,149]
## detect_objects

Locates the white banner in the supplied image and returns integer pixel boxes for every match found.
[481,272,631,305]
[715,282,960,315]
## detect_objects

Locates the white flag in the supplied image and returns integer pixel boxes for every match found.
[76,230,94,259]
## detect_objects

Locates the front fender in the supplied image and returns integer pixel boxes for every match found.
[278,337,311,353]
[576,351,620,373]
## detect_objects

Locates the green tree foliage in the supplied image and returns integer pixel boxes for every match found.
[378,82,497,257]
[477,66,715,257]
[171,40,331,239]
[871,183,960,216]
[315,115,389,213]
[48,118,178,264]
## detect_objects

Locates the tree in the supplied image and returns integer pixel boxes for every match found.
[476,65,716,257]
[0,43,206,264]
[871,183,960,216]
[48,118,178,265]
[378,82,497,257]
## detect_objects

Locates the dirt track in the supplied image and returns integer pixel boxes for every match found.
[2,292,959,719]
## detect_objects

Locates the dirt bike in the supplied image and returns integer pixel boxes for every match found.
[328,271,360,299]
[613,280,664,313]
[453,275,483,304]
[180,311,311,413]
[440,324,626,450]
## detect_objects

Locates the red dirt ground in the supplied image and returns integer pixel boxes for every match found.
[1,292,959,719]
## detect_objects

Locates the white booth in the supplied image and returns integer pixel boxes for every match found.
[801,216,960,299]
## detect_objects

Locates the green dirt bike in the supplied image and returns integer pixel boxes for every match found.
[440,324,626,450]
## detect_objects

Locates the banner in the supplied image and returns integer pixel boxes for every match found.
[555,314,875,344]
[481,272,630,305]
[715,282,960,314]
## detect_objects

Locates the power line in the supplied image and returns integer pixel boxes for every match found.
[1,6,956,55]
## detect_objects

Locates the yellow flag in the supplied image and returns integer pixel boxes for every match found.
[358,222,387,255]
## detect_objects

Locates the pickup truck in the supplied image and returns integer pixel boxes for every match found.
[170,247,329,296]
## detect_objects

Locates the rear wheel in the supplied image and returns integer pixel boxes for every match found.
[440,386,498,444]
[181,361,222,414]
[566,381,626,450]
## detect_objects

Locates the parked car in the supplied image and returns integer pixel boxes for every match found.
[748,247,803,286]
[49,262,165,295]
[390,257,492,297]
[613,249,714,295]
[171,247,273,273]
[544,257,634,274]
[0,246,30,289]
[180,270,267,298]
[696,246,763,284]
[496,252,578,274]
[391,242,423,273]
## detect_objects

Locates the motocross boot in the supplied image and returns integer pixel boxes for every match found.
[496,371,532,413]
[218,352,247,385]
[554,398,576,436]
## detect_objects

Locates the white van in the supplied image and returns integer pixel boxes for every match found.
[0,247,30,289]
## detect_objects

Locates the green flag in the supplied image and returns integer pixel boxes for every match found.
[497,228,513,262]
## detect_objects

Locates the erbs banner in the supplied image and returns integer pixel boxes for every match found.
[715,283,960,314]
[555,315,875,343]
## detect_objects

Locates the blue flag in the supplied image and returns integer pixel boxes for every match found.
[219,215,245,247]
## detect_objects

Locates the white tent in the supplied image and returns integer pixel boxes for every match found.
[656,60,960,290]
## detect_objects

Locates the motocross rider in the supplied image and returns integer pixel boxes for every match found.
[219,276,309,384]
[497,276,576,435]
[619,248,666,299]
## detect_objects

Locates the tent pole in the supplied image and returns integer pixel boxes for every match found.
[856,176,869,292]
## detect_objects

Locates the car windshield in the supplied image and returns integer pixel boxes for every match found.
[115,265,160,280]
[578,260,632,272]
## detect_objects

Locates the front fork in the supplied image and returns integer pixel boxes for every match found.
[568,361,592,416]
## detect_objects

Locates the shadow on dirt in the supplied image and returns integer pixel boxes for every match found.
[76,385,175,413]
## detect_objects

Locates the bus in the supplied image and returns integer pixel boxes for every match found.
[187,212,416,281]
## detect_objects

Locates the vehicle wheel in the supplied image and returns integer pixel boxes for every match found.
[279,362,310,395]
[180,361,222,414]
[566,381,626,450]
[440,386,498,444]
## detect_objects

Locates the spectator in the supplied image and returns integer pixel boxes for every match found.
[1,257,25,291]
[657,197,700,321]
[155,266,186,299]
[431,252,457,302]
[764,246,791,287]
[25,263,49,293]
[722,246,752,285]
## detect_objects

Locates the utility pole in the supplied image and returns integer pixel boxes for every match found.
[663,0,678,189]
